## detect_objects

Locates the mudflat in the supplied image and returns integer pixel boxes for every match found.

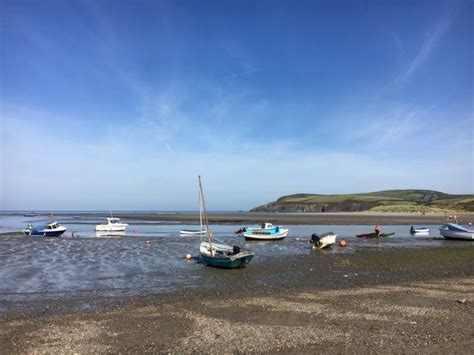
[33,211,474,225]
[1,246,473,353]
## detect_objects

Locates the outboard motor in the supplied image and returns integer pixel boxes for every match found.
[311,233,321,244]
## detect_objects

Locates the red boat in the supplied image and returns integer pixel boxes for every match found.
[356,232,394,238]
[356,232,379,238]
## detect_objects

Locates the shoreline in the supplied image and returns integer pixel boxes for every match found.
[7,211,474,225]
[1,246,473,353]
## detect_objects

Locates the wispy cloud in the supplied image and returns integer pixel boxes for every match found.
[395,16,453,84]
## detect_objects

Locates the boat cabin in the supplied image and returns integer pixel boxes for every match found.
[107,218,121,224]
[47,222,60,229]
[261,223,274,229]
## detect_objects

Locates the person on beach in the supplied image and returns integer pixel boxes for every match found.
[375,225,382,236]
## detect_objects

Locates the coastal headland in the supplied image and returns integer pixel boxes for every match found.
[1,246,472,353]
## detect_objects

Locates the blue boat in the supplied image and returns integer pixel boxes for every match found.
[243,223,289,240]
[27,221,67,237]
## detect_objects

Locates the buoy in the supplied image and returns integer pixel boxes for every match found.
[185,254,192,260]
[295,237,300,241]
[339,240,347,247]
[145,240,151,245]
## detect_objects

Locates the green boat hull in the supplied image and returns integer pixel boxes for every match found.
[201,254,254,269]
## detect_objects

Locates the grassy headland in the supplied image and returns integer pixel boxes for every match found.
[251,189,474,213]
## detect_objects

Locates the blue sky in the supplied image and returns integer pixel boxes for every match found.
[1,0,473,210]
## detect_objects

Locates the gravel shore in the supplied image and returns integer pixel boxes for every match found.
[1,246,473,353]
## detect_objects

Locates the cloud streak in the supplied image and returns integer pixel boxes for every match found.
[396,16,453,84]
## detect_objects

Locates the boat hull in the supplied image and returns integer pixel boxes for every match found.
[311,233,337,249]
[201,253,254,269]
[357,232,394,238]
[200,241,254,269]
[29,228,67,237]
[95,224,128,232]
[180,230,206,236]
[244,229,288,240]
[439,230,474,240]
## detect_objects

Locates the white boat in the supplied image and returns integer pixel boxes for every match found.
[310,232,337,249]
[180,229,207,236]
[410,226,430,235]
[243,223,289,240]
[439,223,474,240]
[95,217,128,232]
[180,199,206,236]
[27,221,67,237]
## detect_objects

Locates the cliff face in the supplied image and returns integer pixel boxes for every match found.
[250,201,378,212]
[250,190,474,213]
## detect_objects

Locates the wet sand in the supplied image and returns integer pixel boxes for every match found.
[1,246,472,353]
[25,211,474,225]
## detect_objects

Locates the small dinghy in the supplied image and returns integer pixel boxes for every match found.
[410,226,429,235]
[310,232,337,249]
[180,229,207,237]
[439,223,474,241]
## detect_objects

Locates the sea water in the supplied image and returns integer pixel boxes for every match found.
[0,214,470,307]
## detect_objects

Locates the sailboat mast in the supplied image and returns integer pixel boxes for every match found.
[199,188,203,235]
[198,176,213,249]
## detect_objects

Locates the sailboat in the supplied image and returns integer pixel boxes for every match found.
[198,176,254,269]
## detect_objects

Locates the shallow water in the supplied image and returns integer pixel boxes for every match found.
[0,215,471,305]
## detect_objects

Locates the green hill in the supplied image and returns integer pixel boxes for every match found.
[250,190,474,213]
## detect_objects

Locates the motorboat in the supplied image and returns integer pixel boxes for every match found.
[310,232,337,249]
[243,223,289,240]
[410,226,430,235]
[27,221,67,237]
[439,223,474,240]
[95,217,128,232]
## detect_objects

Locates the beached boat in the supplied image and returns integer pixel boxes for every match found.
[200,241,254,268]
[310,232,337,249]
[356,232,395,238]
[410,226,429,235]
[27,221,67,237]
[439,223,474,241]
[95,217,128,232]
[198,176,254,269]
[243,223,289,240]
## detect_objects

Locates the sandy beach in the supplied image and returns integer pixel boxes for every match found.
[1,246,472,353]
[24,211,474,226]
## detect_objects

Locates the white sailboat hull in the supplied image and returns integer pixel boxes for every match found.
[180,229,207,237]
